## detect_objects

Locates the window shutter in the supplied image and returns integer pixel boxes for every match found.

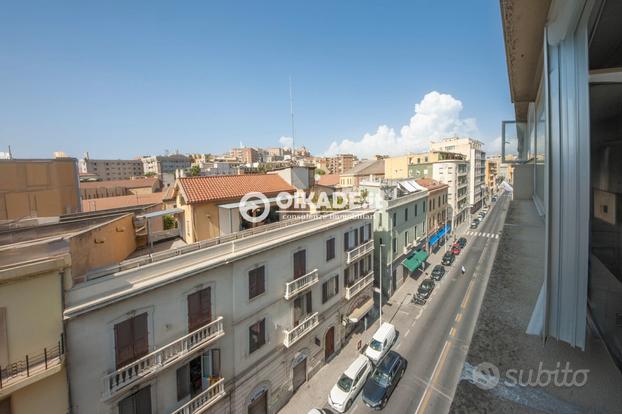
[212,349,221,376]
[187,291,201,332]
[249,270,256,299]
[354,229,359,246]
[133,313,149,360]
[201,288,212,325]
[359,226,364,244]
[0,308,7,367]
[306,291,312,314]
[322,282,328,303]
[259,319,266,346]
[258,267,265,296]
[177,364,190,401]
[114,318,135,369]
[135,385,152,414]
[344,268,349,287]
[344,232,349,251]
[294,250,306,279]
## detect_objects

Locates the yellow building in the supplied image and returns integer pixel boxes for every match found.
[0,254,71,414]
[0,158,81,221]
[384,151,465,179]
[485,157,500,193]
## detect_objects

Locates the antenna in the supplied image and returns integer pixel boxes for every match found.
[289,76,295,162]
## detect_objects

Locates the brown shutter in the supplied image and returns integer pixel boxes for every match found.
[293,250,306,279]
[114,318,135,369]
[177,364,190,401]
[306,291,312,314]
[0,308,7,367]
[133,313,149,360]
[344,232,349,251]
[201,288,212,325]
[188,291,202,332]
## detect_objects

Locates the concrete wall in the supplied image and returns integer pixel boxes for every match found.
[512,164,534,200]
[0,159,80,220]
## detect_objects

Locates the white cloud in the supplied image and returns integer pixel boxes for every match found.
[486,136,502,156]
[279,136,293,148]
[324,91,479,158]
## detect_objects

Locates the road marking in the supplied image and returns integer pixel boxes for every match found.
[455,313,462,322]
[405,329,410,338]
[415,340,452,414]
[495,234,499,239]
[398,310,410,316]
[450,327,456,336]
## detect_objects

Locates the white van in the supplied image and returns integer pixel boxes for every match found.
[365,322,397,364]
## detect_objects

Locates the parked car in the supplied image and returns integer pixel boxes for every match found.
[431,264,445,281]
[470,220,479,229]
[457,237,467,248]
[328,354,372,412]
[308,409,331,414]
[365,322,397,364]
[412,296,427,305]
[441,251,455,265]
[417,278,436,299]
[451,245,461,255]
[492,196,497,202]
[362,351,407,409]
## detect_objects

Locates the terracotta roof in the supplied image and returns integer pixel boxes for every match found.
[342,159,385,176]
[162,185,176,201]
[177,174,296,204]
[81,193,164,212]
[317,174,340,186]
[415,178,448,192]
[80,177,159,189]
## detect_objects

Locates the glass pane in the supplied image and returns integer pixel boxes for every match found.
[502,120,528,163]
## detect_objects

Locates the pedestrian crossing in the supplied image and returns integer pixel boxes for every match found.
[465,231,500,239]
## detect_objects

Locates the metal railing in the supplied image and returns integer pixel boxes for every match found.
[284,269,319,300]
[0,336,65,389]
[171,377,226,414]
[345,271,374,300]
[284,312,319,348]
[346,240,374,264]
[104,317,224,398]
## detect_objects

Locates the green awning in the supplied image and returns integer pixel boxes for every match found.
[401,250,429,272]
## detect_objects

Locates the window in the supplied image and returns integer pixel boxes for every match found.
[326,238,335,261]
[359,225,365,244]
[293,292,313,325]
[114,313,149,369]
[249,266,265,300]
[118,386,151,414]
[188,287,212,332]
[322,275,339,303]
[249,319,266,353]
[378,213,382,226]
[404,208,408,221]
[293,250,306,279]
[392,238,397,254]
[392,212,397,227]
[405,231,409,246]
[176,364,190,401]
[344,229,358,250]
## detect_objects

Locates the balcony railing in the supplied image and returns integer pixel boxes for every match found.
[171,377,226,414]
[284,312,319,348]
[346,240,374,264]
[104,317,224,399]
[284,269,319,300]
[0,337,64,391]
[345,271,374,300]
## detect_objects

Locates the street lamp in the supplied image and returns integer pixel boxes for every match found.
[379,243,385,325]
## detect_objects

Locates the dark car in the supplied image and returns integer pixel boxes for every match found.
[451,245,461,255]
[470,220,479,229]
[492,196,497,202]
[457,237,467,248]
[362,351,407,409]
[431,265,445,281]
[441,252,455,266]
[412,295,426,305]
[417,278,435,299]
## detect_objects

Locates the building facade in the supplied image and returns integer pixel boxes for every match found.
[315,154,356,175]
[64,211,374,414]
[78,158,144,181]
[415,179,449,250]
[230,148,260,165]
[385,151,465,179]
[0,158,81,220]
[430,138,486,213]
[142,155,192,177]
[432,161,470,227]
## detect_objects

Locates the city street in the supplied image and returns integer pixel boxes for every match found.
[280,192,510,414]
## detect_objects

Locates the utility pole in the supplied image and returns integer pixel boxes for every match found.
[289,76,295,165]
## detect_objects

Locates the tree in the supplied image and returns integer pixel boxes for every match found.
[316,168,326,176]
[189,165,201,176]
[163,214,177,230]
[144,172,157,177]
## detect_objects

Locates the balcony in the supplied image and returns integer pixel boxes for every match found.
[0,338,64,395]
[283,312,319,348]
[346,240,374,264]
[284,269,319,300]
[345,271,374,300]
[104,317,224,399]
[171,378,226,414]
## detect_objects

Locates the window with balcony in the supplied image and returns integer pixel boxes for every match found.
[293,292,313,326]
[188,287,212,332]
[176,349,221,401]
[249,266,265,300]
[343,228,358,251]
[114,313,148,369]
[326,237,335,261]
[322,275,339,303]
[118,385,151,414]
[293,250,306,279]
[392,238,397,254]
[249,319,266,354]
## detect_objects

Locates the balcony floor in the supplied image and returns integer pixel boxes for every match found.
[450,200,622,413]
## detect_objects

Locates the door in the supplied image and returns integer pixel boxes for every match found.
[248,391,267,414]
[187,287,212,332]
[293,250,306,279]
[325,327,335,361]
[292,358,307,392]
[189,356,202,397]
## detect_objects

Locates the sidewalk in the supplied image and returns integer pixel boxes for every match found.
[279,221,471,413]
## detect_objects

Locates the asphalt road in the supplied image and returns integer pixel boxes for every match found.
[349,192,511,414]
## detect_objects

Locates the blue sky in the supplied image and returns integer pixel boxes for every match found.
[0,1,513,159]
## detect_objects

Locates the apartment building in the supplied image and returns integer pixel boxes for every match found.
[339,159,384,190]
[0,158,81,220]
[361,180,428,297]
[142,155,192,177]
[78,157,144,181]
[484,156,500,194]
[63,210,374,414]
[415,179,450,251]
[385,151,465,179]
[431,161,470,226]
[80,177,161,200]
[315,154,356,175]
[230,148,260,165]
[430,138,486,213]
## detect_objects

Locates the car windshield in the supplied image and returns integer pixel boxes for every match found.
[337,374,353,392]
[371,369,391,387]
[370,339,383,351]
[422,281,432,289]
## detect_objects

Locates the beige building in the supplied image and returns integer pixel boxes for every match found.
[385,151,464,179]
[63,211,374,414]
[174,174,296,242]
[415,178,449,249]
[315,154,356,175]
[0,158,81,221]
[80,177,161,200]
[141,154,192,177]
[339,159,385,190]
[485,156,501,194]
[78,157,144,181]
[230,147,260,165]
[431,161,470,226]
[430,138,486,213]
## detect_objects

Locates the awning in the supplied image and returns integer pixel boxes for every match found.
[402,250,429,272]
[348,298,374,323]
[429,223,452,246]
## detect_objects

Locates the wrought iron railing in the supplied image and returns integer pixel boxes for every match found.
[0,335,65,389]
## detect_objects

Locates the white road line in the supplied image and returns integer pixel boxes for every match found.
[415,340,452,414]
[405,329,410,338]
[495,234,499,239]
